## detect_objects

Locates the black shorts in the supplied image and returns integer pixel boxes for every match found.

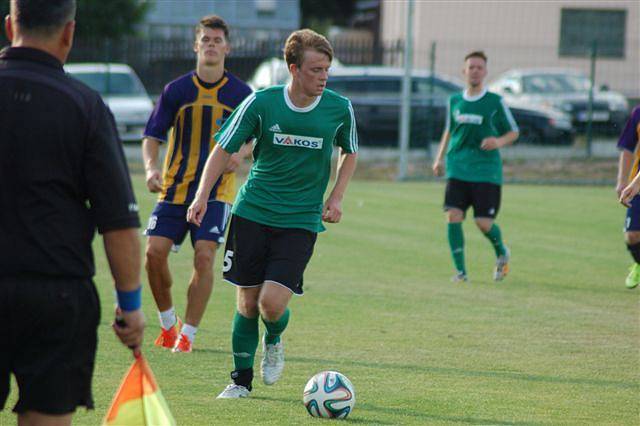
[222,215,317,295]
[444,178,502,219]
[0,276,100,414]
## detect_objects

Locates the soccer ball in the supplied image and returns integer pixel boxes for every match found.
[303,371,355,419]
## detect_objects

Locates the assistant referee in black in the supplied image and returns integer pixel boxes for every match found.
[0,1,145,425]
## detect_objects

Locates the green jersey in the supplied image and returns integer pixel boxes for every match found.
[445,90,518,185]
[215,85,358,232]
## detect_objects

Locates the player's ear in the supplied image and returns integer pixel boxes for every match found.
[61,20,75,49]
[4,15,13,42]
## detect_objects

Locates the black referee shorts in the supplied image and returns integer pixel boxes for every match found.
[0,276,100,414]
[444,178,502,219]
[222,214,317,295]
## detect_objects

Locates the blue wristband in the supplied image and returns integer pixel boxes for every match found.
[117,286,142,312]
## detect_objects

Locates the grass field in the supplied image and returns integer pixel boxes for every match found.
[2,175,638,425]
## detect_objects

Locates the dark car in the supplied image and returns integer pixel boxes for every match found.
[326,66,574,147]
[489,68,629,135]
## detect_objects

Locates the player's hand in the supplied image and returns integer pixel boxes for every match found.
[616,181,626,199]
[620,182,640,208]
[432,159,444,176]
[187,196,208,226]
[145,168,162,193]
[224,152,242,173]
[322,195,343,223]
[480,137,500,151]
[113,307,145,356]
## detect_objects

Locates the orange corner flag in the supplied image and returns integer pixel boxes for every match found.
[103,354,176,426]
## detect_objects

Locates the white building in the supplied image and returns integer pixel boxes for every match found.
[381,0,639,98]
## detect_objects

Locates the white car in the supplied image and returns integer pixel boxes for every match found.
[248,57,344,90]
[65,63,153,142]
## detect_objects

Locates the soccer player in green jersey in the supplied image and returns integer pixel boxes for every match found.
[432,51,519,282]
[187,29,358,398]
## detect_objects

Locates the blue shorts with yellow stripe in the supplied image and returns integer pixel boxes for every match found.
[145,200,231,251]
[625,195,640,232]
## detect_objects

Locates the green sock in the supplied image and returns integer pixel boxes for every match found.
[262,308,290,345]
[447,223,466,274]
[232,312,259,371]
[484,223,506,257]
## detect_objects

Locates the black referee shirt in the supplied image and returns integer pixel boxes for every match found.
[0,47,140,279]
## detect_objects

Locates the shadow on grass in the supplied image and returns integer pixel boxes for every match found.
[252,396,536,425]
[286,355,637,391]
[251,395,395,425]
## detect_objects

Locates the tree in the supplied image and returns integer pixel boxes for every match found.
[1,1,151,43]
[75,0,151,40]
[301,0,358,34]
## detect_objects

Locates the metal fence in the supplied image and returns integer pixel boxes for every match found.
[64,36,405,96]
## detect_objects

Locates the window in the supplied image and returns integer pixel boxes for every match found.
[559,8,626,58]
[256,0,276,17]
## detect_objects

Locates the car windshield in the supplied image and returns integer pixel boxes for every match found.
[522,74,590,94]
[69,71,147,96]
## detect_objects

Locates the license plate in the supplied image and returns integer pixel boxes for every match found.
[577,111,609,122]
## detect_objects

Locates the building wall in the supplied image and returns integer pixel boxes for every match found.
[381,0,639,98]
[143,0,300,40]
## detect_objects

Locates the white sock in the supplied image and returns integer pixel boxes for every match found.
[181,324,198,343]
[159,308,177,330]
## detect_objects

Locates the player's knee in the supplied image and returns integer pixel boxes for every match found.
[237,296,259,318]
[193,247,215,272]
[475,220,492,233]
[625,232,640,245]
[259,298,286,322]
[145,245,169,270]
[447,209,464,223]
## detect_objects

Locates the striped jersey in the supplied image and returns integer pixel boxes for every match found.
[144,71,252,205]
[445,89,518,185]
[215,85,358,232]
[617,106,640,182]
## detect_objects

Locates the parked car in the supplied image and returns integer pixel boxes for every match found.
[248,57,344,90]
[489,68,628,134]
[65,63,153,142]
[325,66,574,147]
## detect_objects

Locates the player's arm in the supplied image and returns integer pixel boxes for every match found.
[142,136,163,192]
[324,100,359,223]
[432,129,450,176]
[188,93,259,225]
[188,144,233,226]
[620,169,640,207]
[323,149,358,223]
[480,130,519,151]
[224,140,254,173]
[481,97,519,151]
[86,97,144,353]
[617,150,635,197]
[103,228,144,352]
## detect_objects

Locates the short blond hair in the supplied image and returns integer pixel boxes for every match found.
[284,29,333,68]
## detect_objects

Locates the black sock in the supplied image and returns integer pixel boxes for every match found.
[231,368,253,391]
[627,242,640,263]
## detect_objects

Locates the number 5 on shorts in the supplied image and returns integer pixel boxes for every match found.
[222,250,234,273]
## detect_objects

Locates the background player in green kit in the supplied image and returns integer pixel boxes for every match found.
[187,29,358,398]
[432,51,519,283]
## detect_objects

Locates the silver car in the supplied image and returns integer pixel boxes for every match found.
[65,63,153,142]
[490,68,629,134]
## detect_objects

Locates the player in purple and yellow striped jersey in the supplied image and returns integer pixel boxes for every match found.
[615,105,640,289]
[142,15,253,352]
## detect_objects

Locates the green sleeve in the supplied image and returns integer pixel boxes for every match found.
[335,100,359,153]
[215,93,259,153]
[446,97,453,132]
[493,97,519,135]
